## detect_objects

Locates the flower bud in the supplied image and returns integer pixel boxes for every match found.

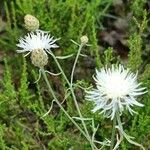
[80,35,88,45]
[31,49,48,68]
[24,14,39,31]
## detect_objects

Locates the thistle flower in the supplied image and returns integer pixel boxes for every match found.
[17,30,60,82]
[17,30,59,57]
[86,65,146,120]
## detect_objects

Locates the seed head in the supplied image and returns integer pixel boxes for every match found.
[31,49,48,68]
[24,14,39,31]
[80,35,88,45]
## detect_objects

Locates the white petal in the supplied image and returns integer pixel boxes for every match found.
[16,30,59,54]
[85,64,147,119]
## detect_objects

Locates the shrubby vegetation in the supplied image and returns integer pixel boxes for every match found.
[0,0,149,149]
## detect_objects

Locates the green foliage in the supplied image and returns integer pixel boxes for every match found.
[0,125,6,150]
[0,0,150,149]
[103,47,115,66]
[48,131,89,150]
[130,0,146,17]
[3,59,16,99]
[127,33,142,71]
[140,64,150,81]
[0,59,18,122]
[18,58,33,106]
[0,1,21,50]
[129,79,150,148]
[91,16,102,68]
[127,10,148,71]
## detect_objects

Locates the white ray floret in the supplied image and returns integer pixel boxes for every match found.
[86,64,146,120]
[17,30,59,56]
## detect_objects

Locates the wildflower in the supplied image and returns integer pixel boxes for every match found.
[17,30,59,57]
[24,14,39,31]
[86,64,146,120]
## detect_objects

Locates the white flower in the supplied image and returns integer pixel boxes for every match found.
[17,30,59,56]
[86,65,146,120]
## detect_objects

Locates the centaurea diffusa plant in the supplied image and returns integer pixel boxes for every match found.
[16,30,93,147]
[16,15,102,149]
[17,30,61,81]
[86,64,147,150]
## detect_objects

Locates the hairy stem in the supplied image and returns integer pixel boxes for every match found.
[110,115,117,150]
[49,52,96,149]
[70,43,83,86]
[116,112,145,150]
[41,69,95,149]
[41,69,86,136]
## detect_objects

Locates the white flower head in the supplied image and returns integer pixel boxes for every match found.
[86,64,147,120]
[17,30,59,56]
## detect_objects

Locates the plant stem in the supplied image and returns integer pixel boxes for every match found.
[41,69,96,149]
[41,69,87,138]
[49,52,96,149]
[116,112,145,150]
[110,115,117,150]
[70,43,83,86]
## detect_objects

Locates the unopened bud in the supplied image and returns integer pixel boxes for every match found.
[80,35,88,45]
[31,49,48,68]
[24,14,39,31]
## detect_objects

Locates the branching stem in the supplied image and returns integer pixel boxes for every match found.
[41,69,96,150]
[49,52,96,150]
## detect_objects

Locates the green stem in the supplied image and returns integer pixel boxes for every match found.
[41,69,87,138]
[110,115,117,150]
[49,52,96,149]
[70,43,83,86]
[116,112,145,150]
